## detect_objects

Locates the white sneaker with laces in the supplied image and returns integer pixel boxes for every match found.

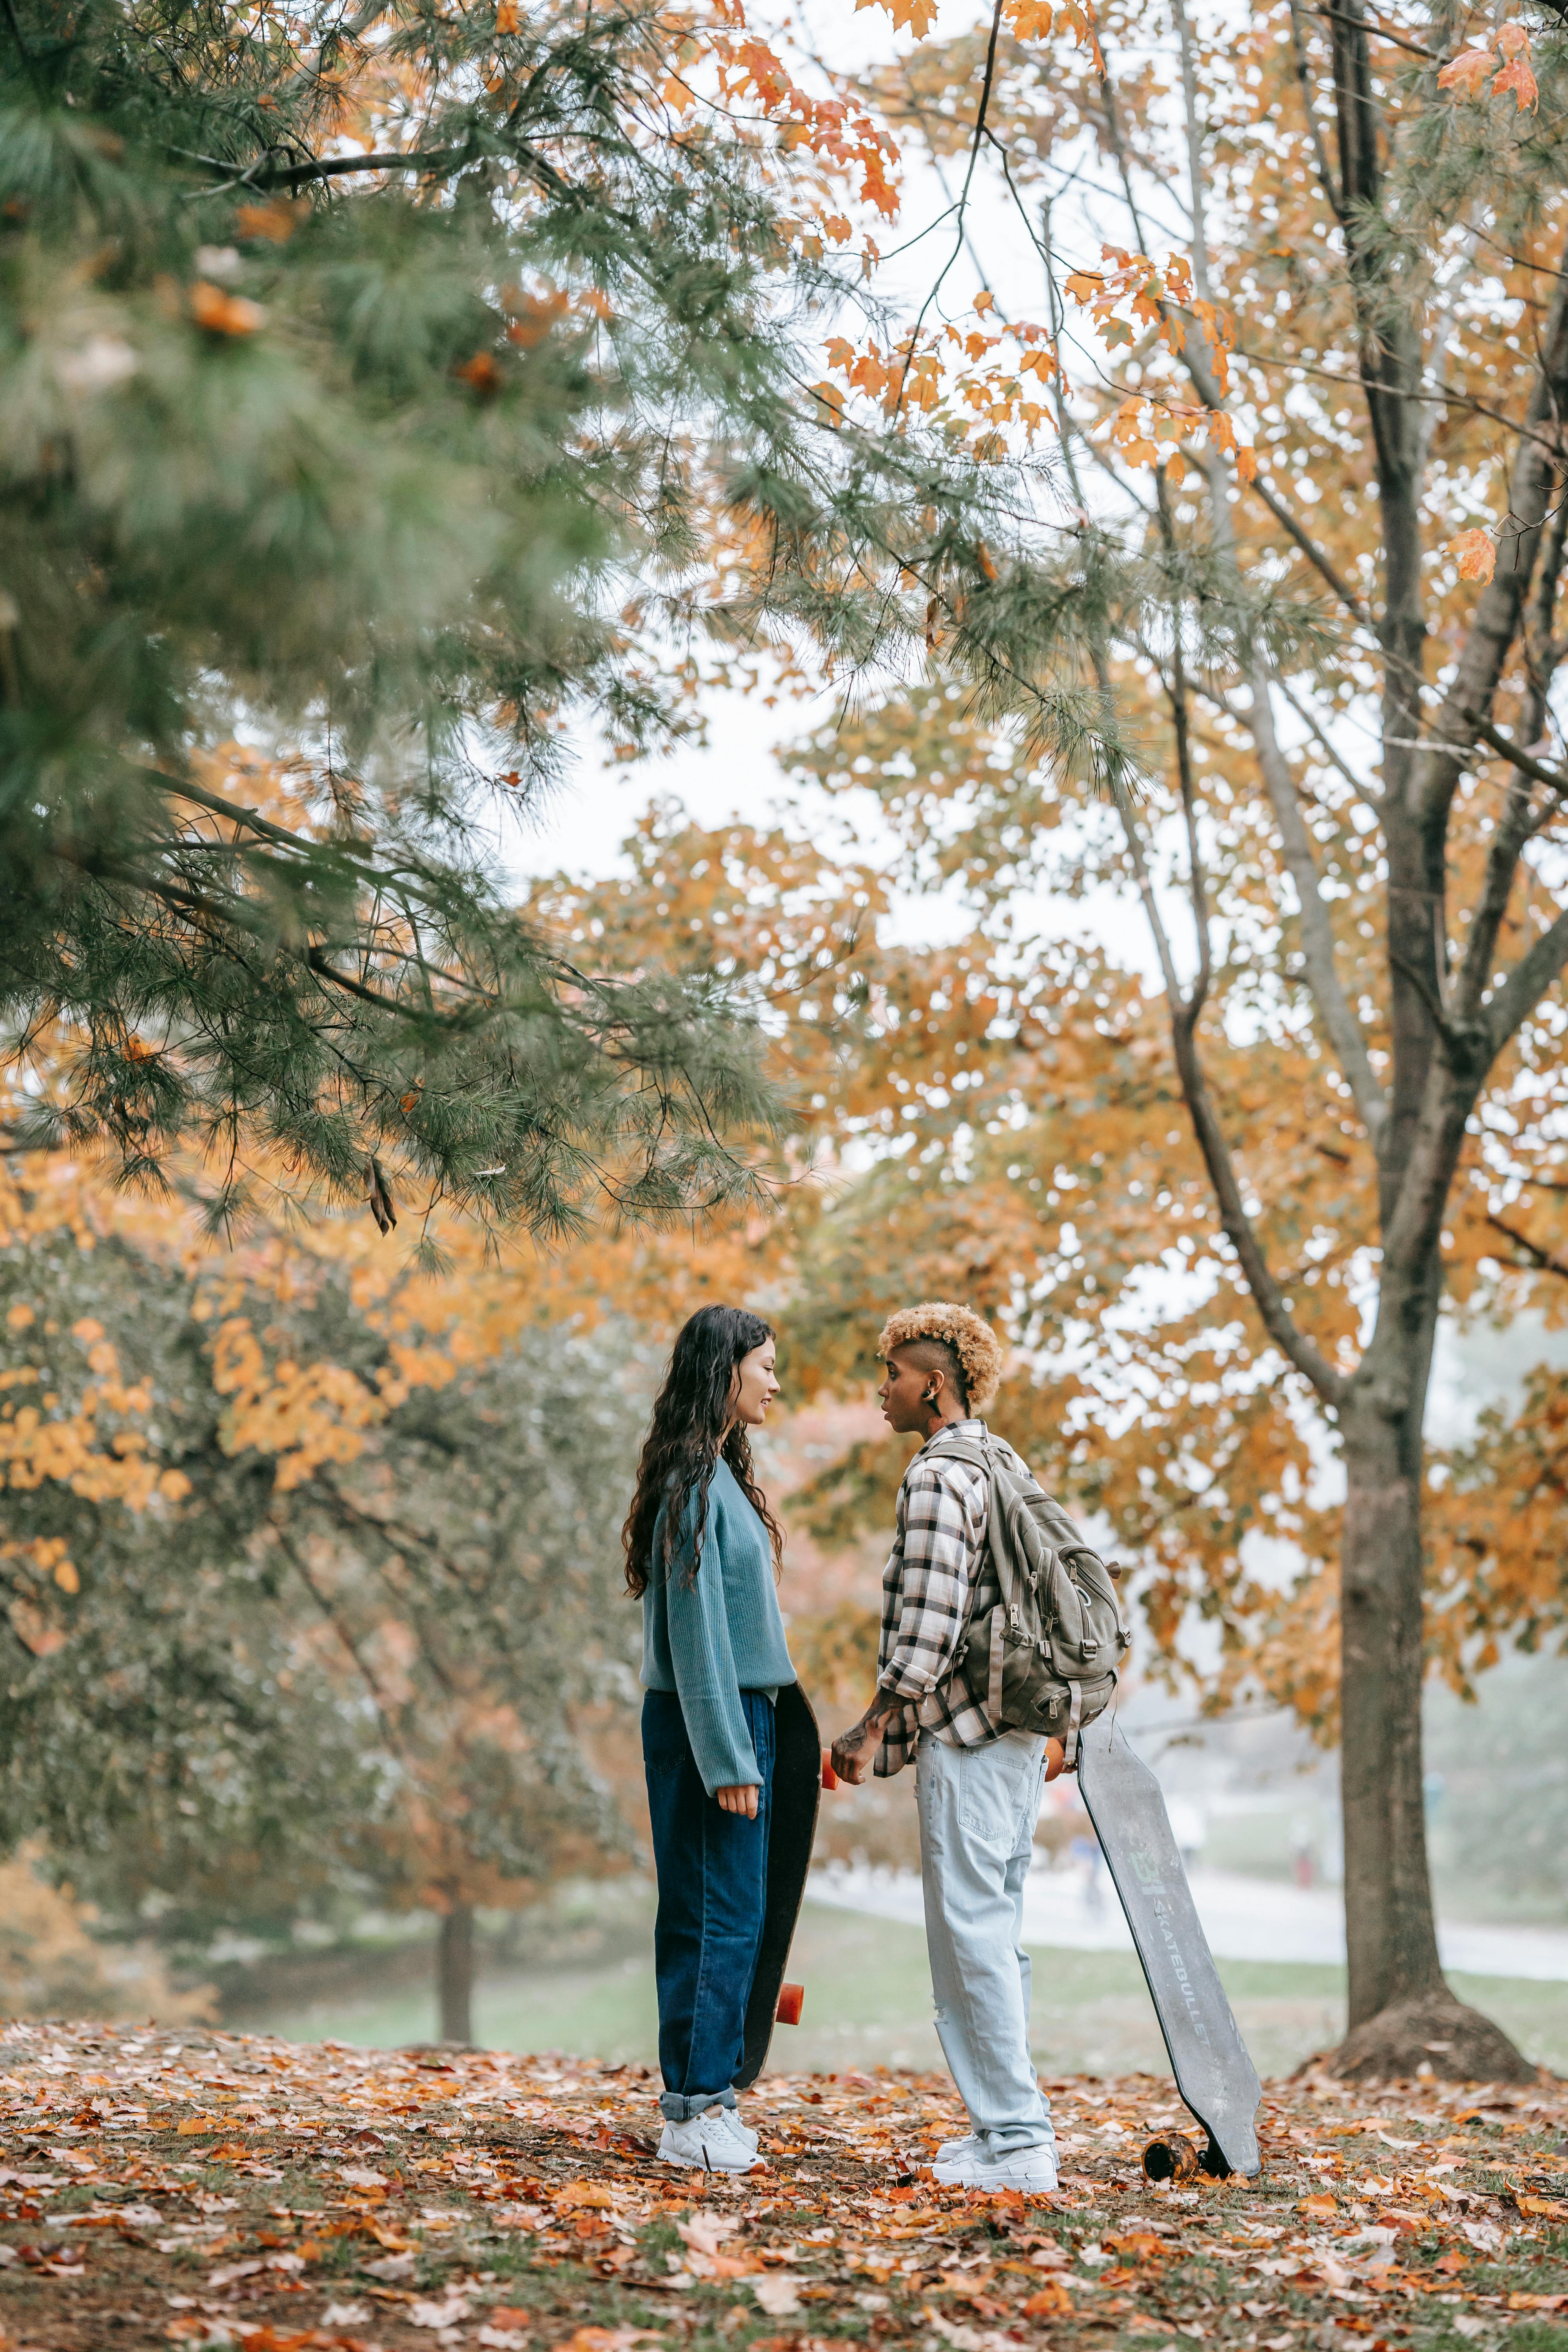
[932,2141,1059,2193]
[936,2132,984,2163]
[657,2104,764,2172]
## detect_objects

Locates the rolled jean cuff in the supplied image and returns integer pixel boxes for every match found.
[980,2123,1056,2156]
[660,2087,737,2122]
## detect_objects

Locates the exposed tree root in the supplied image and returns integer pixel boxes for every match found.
[1320,1987,1537,2083]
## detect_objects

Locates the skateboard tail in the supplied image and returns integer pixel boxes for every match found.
[1076,1708,1263,2179]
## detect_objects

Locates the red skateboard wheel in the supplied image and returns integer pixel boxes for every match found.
[775,1982,805,2025]
[1042,1736,1067,1783]
[821,1754,838,1789]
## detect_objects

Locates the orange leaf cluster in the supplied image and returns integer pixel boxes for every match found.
[821,306,1058,443]
[705,30,899,218]
[1438,20,1537,112]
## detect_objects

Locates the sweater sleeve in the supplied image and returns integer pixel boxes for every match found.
[663,1485,764,1797]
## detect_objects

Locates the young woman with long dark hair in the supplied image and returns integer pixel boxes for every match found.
[624,1303,794,2172]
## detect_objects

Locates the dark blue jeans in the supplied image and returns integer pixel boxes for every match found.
[642,1688,775,2123]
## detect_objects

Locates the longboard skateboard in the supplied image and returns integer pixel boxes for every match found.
[736,1682,824,2090]
[1076,1706,1262,2178]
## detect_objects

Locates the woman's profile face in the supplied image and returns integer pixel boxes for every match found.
[729,1339,780,1429]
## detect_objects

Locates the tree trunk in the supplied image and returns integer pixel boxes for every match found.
[1332,1300,1533,2082]
[438,1903,475,2047]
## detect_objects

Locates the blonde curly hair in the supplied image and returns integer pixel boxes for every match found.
[877,1301,1004,1415]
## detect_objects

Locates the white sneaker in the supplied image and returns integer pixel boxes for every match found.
[933,2141,1059,2192]
[657,2105,764,2172]
[936,2132,984,2162]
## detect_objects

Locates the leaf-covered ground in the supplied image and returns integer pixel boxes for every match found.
[1,2024,1564,2352]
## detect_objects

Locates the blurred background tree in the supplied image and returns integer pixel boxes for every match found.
[0,1179,647,2039]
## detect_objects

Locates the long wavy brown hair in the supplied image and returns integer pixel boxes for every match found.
[622,1305,785,1598]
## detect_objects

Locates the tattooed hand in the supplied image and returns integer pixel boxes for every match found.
[831,1697,897,1785]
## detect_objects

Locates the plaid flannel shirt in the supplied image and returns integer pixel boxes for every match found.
[873,1418,1032,1778]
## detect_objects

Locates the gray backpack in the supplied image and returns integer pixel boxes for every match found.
[927,1428,1131,1762]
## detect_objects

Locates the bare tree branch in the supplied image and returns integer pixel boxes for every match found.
[1248,475,1373,629]
[1466,711,1568,799]
[1486,1210,1568,1280]
[1484,899,1568,1052]
[1416,260,1568,845]
[1117,788,1349,1406]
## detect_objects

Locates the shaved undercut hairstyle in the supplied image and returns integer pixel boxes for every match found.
[877,1301,1003,1413]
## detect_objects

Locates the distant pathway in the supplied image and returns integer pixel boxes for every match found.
[807,1860,1568,1982]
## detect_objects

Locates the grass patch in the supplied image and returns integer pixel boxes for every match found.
[246,1891,1568,2079]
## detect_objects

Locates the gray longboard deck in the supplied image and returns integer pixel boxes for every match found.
[736,1682,823,2091]
[1077,1707,1263,2178]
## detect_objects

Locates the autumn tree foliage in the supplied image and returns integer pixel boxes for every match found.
[0,0,1116,1239]
[753,0,1568,2081]
[0,1158,649,2037]
[0,800,1064,2018]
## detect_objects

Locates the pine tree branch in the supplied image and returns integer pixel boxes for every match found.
[259,145,472,186]
[303,947,463,1025]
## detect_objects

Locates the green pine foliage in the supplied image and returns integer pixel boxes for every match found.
[0,0,1129,1243]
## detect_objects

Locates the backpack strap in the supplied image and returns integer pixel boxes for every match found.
[917,1430,1004,1709]
[921,1429,1018,1718]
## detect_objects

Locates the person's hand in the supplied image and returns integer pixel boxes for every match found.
[831,1731,871,1785]
[716,1783,759,1818]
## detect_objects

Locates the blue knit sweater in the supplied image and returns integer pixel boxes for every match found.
[640,1458,797,1795]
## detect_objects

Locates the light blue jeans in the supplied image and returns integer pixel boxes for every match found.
[916,1726,1056,2156]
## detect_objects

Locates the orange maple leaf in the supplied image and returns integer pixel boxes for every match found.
[1437,45,1497,98]
[1439,22,1536,109]
[855,0,940,32]
[1492,50,1538,109]
[1451,527,1497,583]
